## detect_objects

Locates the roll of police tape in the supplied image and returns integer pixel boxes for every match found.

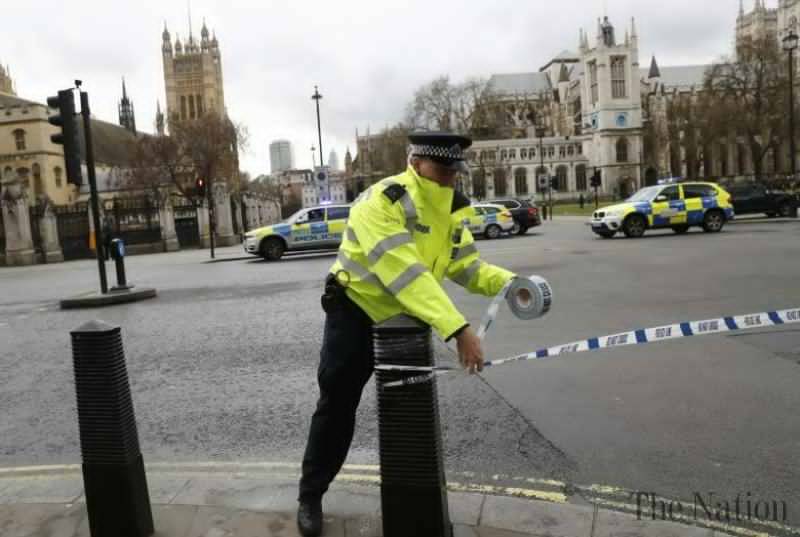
[378,307,800,389]
[475,275,553,341]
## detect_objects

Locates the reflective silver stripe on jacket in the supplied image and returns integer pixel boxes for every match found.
[366,232,413,265]
[345,227,359,244]
[337,251,383,288]
[452,243,477,262]
[387,263,428,295]
[451,259,482,287]
[384,180,418,232]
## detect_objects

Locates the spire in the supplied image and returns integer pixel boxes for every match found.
[118,78,136,134]
[187,0,193,41]
[175,33,183,54]
[631,17,637,39]
[648,55,661,79]
[156,100,165,136]
[625,29,630,46]
[162,22,172,54]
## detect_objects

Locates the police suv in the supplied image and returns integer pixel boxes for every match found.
[243,204,351,261]
[589,181,734,239]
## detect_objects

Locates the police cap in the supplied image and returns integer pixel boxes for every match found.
[408,132,472,170]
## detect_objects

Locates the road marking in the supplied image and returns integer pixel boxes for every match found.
[1,463,796,536]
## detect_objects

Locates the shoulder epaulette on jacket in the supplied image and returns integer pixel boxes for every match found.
[451,191,471,213]
[382,183,407,204]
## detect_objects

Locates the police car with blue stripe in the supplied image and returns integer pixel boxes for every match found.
[589,181,734,238]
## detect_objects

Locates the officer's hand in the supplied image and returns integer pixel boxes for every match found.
[455,327,484,374]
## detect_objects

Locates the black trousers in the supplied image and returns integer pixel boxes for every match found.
[298,292,374,502]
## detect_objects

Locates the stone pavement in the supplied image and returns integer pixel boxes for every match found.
[0,465,735,537]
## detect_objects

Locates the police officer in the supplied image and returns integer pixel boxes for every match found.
[297,132,518,536]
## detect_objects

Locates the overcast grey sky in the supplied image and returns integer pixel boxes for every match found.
[5,1,742,175]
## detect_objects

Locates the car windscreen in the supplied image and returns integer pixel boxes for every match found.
[626,186,662,203]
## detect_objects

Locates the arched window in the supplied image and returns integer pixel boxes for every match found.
[500,150,507,160]
[575,165,587,191]
[535,166,548,192]
[4,166,12,179]
[514,168,528,195]
[520,148,528,159]
[737,144,746,174]
[556,165,568,191]
[54,167,63,187]
[472,168,486,200]
[180,96,187,120]
[529,147,536,159]
[13,129,26,151]
[616,138,629,163]
[493,168,507,196]
[508,148,517,159]
[188,95,196,119]
[547,146,555,158]
[32,164,42,197]
[719,144,729,177]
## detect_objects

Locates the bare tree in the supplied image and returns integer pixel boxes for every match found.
[702,36,788,180]
[127,114,248,206]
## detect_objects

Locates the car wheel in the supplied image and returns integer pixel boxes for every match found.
[622,214,647,238]
[485,224,502,240]
[595,230,616,239]
[779,203,794,218]
[517,225,529,236]
[261,237,285,261]
[702,210,725,233]
[671,225,690,234]
[511,222,521,235]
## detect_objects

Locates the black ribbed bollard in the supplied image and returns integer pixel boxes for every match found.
[374,315,451,537]
[70,320,154,537]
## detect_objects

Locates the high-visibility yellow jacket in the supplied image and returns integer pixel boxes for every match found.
[330,165,515,340]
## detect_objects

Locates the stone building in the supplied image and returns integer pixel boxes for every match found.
[0,85,137,207]
[161,20,225,123]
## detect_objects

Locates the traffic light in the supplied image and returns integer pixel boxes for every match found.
[196,177,206,198]
[47,89,83,186]
[590,169,602,188]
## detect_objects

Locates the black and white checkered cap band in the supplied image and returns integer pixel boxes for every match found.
[409,143,465,161]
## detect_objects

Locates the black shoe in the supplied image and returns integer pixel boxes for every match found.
[297,499,323,537]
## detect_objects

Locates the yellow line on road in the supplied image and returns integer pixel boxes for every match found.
[2,463,797,536]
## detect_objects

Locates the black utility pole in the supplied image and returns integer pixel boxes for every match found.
[79,89,109,294]
[536,126,549,220]
[312,86,324,168]
[784,31,798,181]
[206,180,215,259]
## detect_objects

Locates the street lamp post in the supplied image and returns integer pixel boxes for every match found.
[783,31,798,182]
[311,86,324,169]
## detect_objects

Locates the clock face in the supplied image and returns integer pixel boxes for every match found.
[616,113,628,127]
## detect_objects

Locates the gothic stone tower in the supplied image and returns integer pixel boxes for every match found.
[161,20,225,126]
[580,16,643,195]
[118,78,136,134]
[0,62,16,96]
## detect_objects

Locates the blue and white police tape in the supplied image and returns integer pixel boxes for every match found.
[378,307,800,388]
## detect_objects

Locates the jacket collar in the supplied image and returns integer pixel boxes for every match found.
[406,165,454,215]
